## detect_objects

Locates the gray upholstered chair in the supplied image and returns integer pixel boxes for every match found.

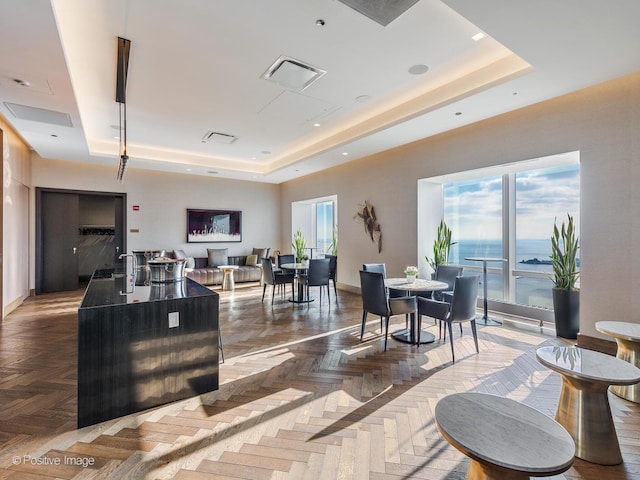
[325,254,338,296]
[417,275,480,362]
[359,270,417,351]
[298,258,331,305]
[363,263,409,327]
[261,258,295,304]
[432,265,463,301]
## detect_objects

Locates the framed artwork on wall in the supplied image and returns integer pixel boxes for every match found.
[187,209,242,243]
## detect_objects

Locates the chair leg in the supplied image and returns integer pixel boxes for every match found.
[360,311,368,340]
[384,316,390,351]
[459,323,463,335]
[470,320,479,353]
[271,284,276,304]
[262,284,267,302]
[447,322,455,362]
[332,279,337,297]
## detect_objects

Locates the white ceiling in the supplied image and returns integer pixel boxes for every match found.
[1,0,639,184]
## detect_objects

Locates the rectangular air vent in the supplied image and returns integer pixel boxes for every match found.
[4,102,73,127]
[338,0,419,26]
[202,131,237,144]
[260,55,326,91]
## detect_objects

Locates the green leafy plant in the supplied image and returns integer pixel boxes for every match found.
[425,219,456,270]
[292,229,307,262]
[550,214,580,290]
[328,225,338,256]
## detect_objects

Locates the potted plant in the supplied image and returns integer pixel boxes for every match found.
[550,214,580,339]
[328,225,338,256]
[404,265,419,283]
[425,219,456,272]
[292,229,307,263]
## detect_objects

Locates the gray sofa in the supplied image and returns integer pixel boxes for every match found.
[173,247,269,286]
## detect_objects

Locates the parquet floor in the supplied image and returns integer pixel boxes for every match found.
[0,284,638,479]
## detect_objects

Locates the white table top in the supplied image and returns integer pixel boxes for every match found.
[385,278,448,292]
[536,346,640,385]
[435,392,575,475]
[464,257,506,262]
[280,262,308,270]
[596,321,640,342]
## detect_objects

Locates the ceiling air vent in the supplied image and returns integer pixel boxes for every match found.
[260,55,326,91]
[202,131,238,144]
[4,102,73,127]
[338,0,419,26]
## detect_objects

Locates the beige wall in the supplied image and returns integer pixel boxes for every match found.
[30,156,281,289]
[281,72,640,340]
[1,116,31,317]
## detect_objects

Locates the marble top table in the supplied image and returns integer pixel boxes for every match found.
[384,278,448,344]
[536,345,640,465]
[464,257,506,325]
[281,263,312,303]
[596,321,640,403]
[435,392,575,480]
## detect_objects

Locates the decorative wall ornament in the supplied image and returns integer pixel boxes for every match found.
[354,200,382,253]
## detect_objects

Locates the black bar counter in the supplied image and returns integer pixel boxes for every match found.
[77,269,219,427]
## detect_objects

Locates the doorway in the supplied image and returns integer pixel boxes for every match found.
[36,188,126,294]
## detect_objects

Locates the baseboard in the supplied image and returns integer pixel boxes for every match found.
[577,333,617,356]
[3,295,25,318]
[337,282,360,294]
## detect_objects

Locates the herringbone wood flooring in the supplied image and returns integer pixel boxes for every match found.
[0,284,638,479]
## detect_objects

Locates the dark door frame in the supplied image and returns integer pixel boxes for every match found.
[35,188,127,294]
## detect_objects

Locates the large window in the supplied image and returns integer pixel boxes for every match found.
[435,154,580,312]
[291,195,337,257]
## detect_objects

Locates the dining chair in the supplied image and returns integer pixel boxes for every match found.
[277,254,295,268]
[261,258,295,304]
[299,258,331,305]
[359,270,417,351]
[363,263,409,328]
[325,254,338,297]
[417,275,480,362]
[432,265,463,301]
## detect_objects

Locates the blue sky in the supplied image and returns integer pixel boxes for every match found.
[444,164,580,240]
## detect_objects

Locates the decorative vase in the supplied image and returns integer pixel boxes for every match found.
[552,288,580,339]
[406,274,417,283]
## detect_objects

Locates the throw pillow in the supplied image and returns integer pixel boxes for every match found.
[185,256,195,269]
[245,254,258,266]
[252,247,270,259]
[173,249,188,260]
[207,248,228,267]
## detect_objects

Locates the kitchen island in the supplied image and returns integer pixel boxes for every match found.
[77,269,219,427]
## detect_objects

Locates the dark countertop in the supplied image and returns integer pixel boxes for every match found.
[80,269,216,308]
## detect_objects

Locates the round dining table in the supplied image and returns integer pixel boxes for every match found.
[384,278,448,344]
[280,262,312,303]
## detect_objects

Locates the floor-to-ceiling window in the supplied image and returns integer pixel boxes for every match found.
[291,195,337,257]
[419,152,580,322]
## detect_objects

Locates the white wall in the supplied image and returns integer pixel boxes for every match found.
[2,117,31,317]
[281,72,640,341]
[30,156,281,288]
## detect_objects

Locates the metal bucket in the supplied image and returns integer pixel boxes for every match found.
[148,258,186,283]
[132,250,165,270]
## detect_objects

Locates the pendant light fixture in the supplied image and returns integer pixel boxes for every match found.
[116,36,131,182]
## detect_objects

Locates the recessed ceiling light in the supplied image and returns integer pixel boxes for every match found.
[472,32,485,42]
[262,151,271,155]
[50,134,58,137]
[455,112,462,116]
[408,64,429,75]
[355,95,371,103]
[207,170,218,175]
[316,19,325,27]
[513,92,518,96]
[114,136,120,140]
[110,124,120,130]
[313,123,321,127]
[251,156,257,160]
[341,152,349,156]
[186,168,192,172]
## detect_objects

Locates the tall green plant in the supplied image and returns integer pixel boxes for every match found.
[425,219,456,270]
[292,229,307,261]
[328,225,338,256]
[550,214,580,290]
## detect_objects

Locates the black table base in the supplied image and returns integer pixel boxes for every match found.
[392,328,436,344]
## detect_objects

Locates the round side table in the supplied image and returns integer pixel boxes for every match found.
[596,321,640,403]
[218,265,239,291]
[435,392,575,480]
